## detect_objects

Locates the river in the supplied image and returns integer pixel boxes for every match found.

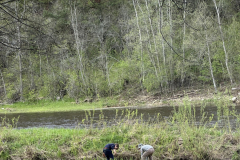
[0,105,240,129]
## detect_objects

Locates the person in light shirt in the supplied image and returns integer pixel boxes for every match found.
[137,144,154,160]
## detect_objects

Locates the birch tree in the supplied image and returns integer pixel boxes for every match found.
[168,0,174,91]
[135,0,160,83]
[158,0,168,90]
[186,2,218,91]
[132,0,144,87]
[69,0,86,87]
[144,0,162,80]
[15,1,26,101]
[200,3,218,92]
[205,27,217,93]
[212,0,233,85]
[181,0,187,86]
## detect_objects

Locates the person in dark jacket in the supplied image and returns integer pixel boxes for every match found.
[103,143,119,160]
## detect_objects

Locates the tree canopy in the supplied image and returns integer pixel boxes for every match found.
[0,0,240,102]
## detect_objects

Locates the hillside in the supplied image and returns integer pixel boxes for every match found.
[0,0,240,104]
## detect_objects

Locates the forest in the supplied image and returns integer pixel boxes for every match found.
[1,0,240,103]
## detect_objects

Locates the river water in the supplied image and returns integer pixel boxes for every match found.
[0,105,240,129]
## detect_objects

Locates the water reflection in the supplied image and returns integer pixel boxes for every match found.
[0,105,240,129]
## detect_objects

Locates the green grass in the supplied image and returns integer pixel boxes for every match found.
[0,97,121,114]
[0,90,234,115]
[1,101,240,159]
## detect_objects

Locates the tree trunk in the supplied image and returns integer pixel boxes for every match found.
[39,53,42,78]
[133,0,144,87]
[144,0,162,82]
[158,0,168,92]
[168,0,174,91]
[70,1,86,86]
[136,0,159,82]
[205,27,218,93]
[158,0,166,66]
[212,0,233,85]
[181,0,187,87]
[0,68,6,97]
[29,57,35,89]
[15,1,23,101]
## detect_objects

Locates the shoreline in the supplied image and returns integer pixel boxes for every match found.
[1,104,240,160]
[1,88,240,159]
[0,87,239,114]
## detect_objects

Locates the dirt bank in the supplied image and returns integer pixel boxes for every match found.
[117,85,240,108]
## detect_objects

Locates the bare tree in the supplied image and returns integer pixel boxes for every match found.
[212,0,233,85]
[136,0,160,83]
[15,0,26,101]
[132,0,144,86]
[158,0,168,91]
[168,0,174,91]
[181,0,187,86]
[204,23,218,93]
[69,0,86,86]
[144,0,162,82]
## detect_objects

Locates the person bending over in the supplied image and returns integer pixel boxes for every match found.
[138,144,154,160]
[103,143,119,160]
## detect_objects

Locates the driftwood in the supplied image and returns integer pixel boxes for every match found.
[232,88,240,91]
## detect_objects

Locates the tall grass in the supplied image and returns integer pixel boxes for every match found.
[1,100,240,159]
[0,97,120,114]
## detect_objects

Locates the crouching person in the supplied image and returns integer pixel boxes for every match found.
[103,143,119,160]
[138,144,154,160]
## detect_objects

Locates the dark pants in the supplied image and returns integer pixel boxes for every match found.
[103,149,114,160]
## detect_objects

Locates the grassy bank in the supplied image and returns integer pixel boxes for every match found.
[1,100,240,160]
[0,88,237,114]
[0,97,122,114]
